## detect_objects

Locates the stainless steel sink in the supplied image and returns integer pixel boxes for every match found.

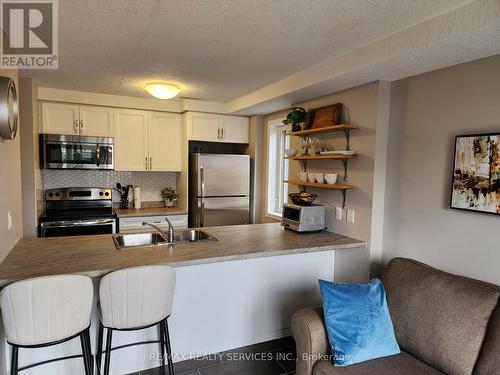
[112,229,217,250]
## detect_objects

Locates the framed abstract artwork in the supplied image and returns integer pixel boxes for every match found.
[451,133,500,215]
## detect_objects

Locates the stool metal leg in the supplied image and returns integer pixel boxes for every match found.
[10,345,18,375]
[84,328,94,375]
[104,329,113,375]
[159,322,166,374]
[162,318,175,375]
[80,330,92,375]
[96,323,104,374]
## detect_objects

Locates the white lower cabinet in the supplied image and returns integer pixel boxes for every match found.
[118,214,188,233]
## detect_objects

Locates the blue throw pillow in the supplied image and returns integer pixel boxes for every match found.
[318,278,400,366]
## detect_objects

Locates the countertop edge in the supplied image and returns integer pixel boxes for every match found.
[0,241,366,283]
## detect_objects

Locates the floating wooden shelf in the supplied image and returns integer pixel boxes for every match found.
[284,180,357,190]
[285,154,355,160]
[288,124,358,136]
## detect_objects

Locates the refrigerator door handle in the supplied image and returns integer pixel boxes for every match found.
[200,165,205,227]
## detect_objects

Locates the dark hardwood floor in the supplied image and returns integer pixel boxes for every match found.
[127,336,296,375]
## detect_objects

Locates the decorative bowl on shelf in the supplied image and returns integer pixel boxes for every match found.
[285,148,298,157]
[289,192,317,206]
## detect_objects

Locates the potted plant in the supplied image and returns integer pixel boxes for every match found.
[161,187,177,208]
[283,106,307,132]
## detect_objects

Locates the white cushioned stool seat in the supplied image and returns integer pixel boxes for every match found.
[0,274,93,346]
[99,265,176,329]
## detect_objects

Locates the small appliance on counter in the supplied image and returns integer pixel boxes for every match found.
[282,203,326,232]
[133,186,141,209]
[39,187,116,237]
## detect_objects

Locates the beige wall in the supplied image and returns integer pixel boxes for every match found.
[0,68,22,261]
[262,82,381,282]
[19,77,41,237]
[383,55,500,284]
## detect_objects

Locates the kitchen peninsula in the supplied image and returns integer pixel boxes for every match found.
[0,223,365,375]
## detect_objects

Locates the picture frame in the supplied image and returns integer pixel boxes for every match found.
[450,133,500,215]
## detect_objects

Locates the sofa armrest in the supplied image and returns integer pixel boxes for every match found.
[291,306,330,375]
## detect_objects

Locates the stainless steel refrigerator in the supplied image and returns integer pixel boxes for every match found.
[190,153,250,227]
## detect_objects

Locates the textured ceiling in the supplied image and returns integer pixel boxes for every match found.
[22,0,471,102]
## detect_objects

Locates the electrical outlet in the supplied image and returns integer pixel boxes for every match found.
[335,207,343,221]
[347,209,355,224]
[7,211,12,231]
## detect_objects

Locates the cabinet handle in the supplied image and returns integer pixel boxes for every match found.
[74,120,79,134]
[221,127,224,140]
[145,156,148,170]
[149,157,152,170]
[79,120,84,134]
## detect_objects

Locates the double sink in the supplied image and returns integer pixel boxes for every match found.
[113,229,216,250]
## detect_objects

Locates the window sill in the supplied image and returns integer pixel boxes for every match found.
[265,213,282,222]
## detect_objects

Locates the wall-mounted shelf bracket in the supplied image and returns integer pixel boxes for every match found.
[342,159,349,181]
[343,129,351,151]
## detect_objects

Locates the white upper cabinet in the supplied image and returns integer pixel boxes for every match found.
[41,103,79,135]
[114,109,148,171]
[40,102,114,137]
[148,112,181,171]
[185,112,249,143]
[114,109,182,172]
[79,106,114,137]
[220,116,249,143]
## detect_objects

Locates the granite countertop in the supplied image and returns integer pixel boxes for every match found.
[115,207,188,218]
[0,223,366,282]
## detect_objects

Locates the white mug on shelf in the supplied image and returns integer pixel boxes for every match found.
[325,173,338,185]
[298,172,308,182]
[307,172,316,183]
[315,173,325,184]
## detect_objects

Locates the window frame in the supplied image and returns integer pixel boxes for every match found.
[265,118,290,220]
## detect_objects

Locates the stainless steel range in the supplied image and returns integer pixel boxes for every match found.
[39,187,116,237]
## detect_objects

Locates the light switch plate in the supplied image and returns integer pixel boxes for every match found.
[347,209,355,224]
[7,211,12,230]
[335,207,343,221]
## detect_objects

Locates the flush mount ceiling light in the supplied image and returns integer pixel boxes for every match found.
[144,82,181,99]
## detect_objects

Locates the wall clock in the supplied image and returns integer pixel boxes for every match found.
[0,77,18,140]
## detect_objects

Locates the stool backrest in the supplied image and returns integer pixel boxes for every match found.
[99,265,176,329]
[0,275,93,346]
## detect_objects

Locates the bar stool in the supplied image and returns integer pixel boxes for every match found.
[96,265,176,375]
[0,274,94,375]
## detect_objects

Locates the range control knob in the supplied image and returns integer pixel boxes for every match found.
[104,192,110,196]
[55,192,60,197]
[48,193,54,198]
[99,191,104,196]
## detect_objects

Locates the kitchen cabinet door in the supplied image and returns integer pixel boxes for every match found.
[148,112,181,171]
[221,115,249,143]
[79,105,114,137]
[41,102,79,135]
[187,112,220,141]
[114,109,148,171]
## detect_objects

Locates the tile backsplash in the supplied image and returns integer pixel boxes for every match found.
[41,170,177,202]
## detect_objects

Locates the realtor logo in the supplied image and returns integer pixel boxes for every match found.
[0,0,58,69]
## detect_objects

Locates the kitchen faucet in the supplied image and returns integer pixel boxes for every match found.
[143,217,175,244]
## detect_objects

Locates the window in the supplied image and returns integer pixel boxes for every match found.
[266,119,290,219]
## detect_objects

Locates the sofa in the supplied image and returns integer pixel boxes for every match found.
[291,258,500,375]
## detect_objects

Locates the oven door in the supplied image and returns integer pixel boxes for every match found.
[42,137,114,170]
[40,218,116,237]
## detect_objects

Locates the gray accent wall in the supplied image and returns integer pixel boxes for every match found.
[383,55,500,285]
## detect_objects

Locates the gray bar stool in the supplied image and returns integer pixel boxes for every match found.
[96,265,176,375]
[0,274,94,375]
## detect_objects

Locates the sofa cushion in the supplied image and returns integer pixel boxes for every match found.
[473,306,500,375]
[381,258,500,375]
[313,351,444,375]
[318,278,400,366]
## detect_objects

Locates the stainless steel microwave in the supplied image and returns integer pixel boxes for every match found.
[281,203,326,232]
[40,134,114,170]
